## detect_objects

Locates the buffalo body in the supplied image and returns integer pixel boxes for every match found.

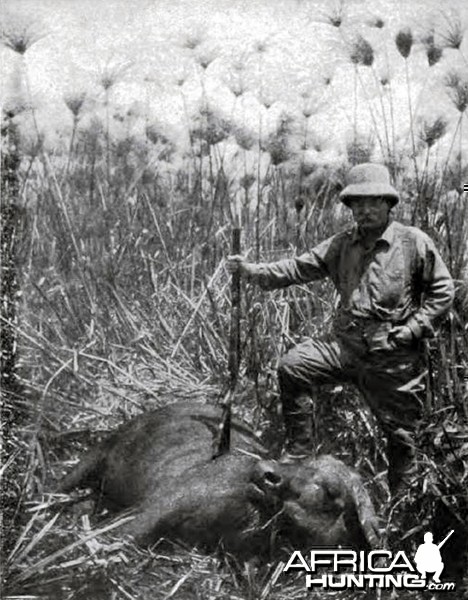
[60,402,379,555]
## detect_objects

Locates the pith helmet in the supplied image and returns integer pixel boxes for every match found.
[340,163,399,207]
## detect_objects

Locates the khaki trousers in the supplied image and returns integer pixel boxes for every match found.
[278,321,424,487]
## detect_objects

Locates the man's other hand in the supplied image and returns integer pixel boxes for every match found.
[389,325,414,348]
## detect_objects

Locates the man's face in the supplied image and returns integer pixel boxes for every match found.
[348,196,391,231]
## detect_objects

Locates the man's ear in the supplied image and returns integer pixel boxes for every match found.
[384,198,393,211]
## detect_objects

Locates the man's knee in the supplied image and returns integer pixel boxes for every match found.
[278,338,344,394]
[278,346,320,394]
[278,348,299,379]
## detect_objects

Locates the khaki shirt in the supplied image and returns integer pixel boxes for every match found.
[252,221,454,339]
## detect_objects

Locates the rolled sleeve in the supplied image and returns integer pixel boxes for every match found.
[250,236,340,290]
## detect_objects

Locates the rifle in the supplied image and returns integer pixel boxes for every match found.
[212,222,241,458]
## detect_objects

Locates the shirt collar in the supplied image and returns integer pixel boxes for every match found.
[351,220,396,246]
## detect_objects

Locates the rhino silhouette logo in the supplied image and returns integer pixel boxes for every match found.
[414,530,454,583]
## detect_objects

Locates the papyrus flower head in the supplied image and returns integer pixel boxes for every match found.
[2,97,31,120]
[64,91,87,118]
[228,77,245,98]
[259,91,276,110]
[99,61,132,91]
[263,112,296,166]
[326,2,345,28]
[183,27,204,51]
[195,46,218,70]
[370,16,385,28]
[239,173,255,190]
[426,44,443,66]
[349,36,374,67]
[440,11,464,50]
[192,104,232,146]
[234,125,255,151]
[395,27,413,59]
[445,70,468,113]
[253,38,268,54]
[421,30,443,66]
[232,56,246,72]
[1,14,46,54]
[420,116,448,148]
[346,135,374,165]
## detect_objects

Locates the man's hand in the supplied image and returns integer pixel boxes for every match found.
[388,325,414,348]
[226,255,256,278]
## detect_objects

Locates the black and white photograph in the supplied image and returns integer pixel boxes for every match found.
[1,0,467,598]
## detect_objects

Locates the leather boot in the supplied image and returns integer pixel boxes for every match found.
[387,428,418,497]
[281,393,314,462]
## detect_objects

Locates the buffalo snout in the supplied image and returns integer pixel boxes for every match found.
[279,456,380,549]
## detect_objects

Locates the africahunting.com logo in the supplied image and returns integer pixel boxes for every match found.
[283,530,456,592]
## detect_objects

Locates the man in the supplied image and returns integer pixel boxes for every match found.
[227,163,454,495]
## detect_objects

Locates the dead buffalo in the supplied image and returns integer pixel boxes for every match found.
[59,402,379,556]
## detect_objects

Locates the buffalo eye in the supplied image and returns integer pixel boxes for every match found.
[323,481,346,510]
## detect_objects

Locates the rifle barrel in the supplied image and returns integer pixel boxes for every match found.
[212,226,241,459]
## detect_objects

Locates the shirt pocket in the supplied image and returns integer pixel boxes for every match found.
[376,246,407,305]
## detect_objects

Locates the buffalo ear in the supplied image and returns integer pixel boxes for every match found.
[345,474,381,549]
